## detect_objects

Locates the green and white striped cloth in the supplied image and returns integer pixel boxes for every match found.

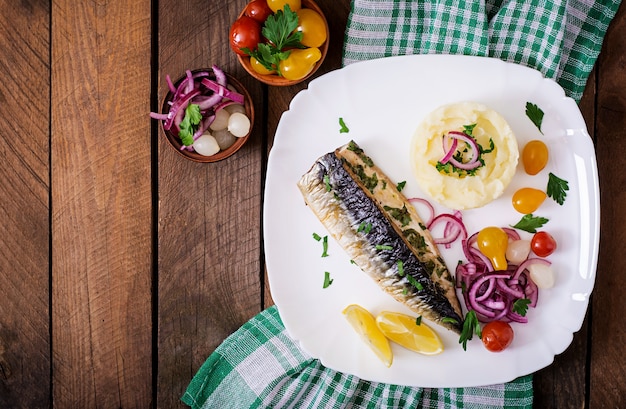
[343,0,622,103]
[182,306,533,408]
[182,1,621,407]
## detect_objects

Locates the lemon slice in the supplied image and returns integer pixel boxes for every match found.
[376,311,444,355]
[342,304,393,367]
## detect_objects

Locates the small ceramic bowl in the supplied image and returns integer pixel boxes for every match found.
[236,0,329,86]
[160,69,254,163]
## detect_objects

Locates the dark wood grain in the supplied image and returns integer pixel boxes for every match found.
[0,1,50,408]
[156,1,265,406]
[590,1,626,406]
[50,1,152,407]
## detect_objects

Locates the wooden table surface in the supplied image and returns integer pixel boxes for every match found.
[0,1,624,408]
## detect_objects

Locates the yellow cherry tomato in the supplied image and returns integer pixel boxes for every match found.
[279,47,321,81]
[477,227,509,271]
[522,140,549,175]
[296,8,327,48]
[250,57,275,75]
[512,187,547,214]
[267,0,301,13]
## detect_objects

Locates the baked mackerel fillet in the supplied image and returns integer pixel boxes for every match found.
[297,140,463,333]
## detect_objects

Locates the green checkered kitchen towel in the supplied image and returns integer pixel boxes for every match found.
[182,1,622,408]
[182,306,533,408]
[343,0,622,103]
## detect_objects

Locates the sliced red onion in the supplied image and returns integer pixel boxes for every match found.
[166,74,176,93]
[440,135,458,164]
[164,88,201,131]
[408,197,435,226]
[185,69,194,94]
[200,78,245,104]
[496,277,525,299]
[149,112,169,120]
[513,257,551,281]
[502,227,521,241]
[194,93,223,110]
[467,273,510,318]
[428,213,467,246]
[212,64,227,86]
[439,130,482,170]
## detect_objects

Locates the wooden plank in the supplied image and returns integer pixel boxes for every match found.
[156,1,264,406]
[590,2,626,407]
[0,1,50,408]
[50,1,153,407]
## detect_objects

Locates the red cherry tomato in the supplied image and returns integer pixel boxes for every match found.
[244,0,273,23]
[229,16,262,56]
[481,321,514,352]
[531,231,557,257]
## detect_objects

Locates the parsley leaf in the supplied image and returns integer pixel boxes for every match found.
[321,235,329,257]
[244,5,304,73]
[513,298,531,317]
[322,271,333,288]
[547,172,569,205]
[358,221,372,234]
[463,123,477,136]
[323,174,332,192]
[511,213,549,233]
[415,316,422,326]
[525,102,544,134]
[396,181,406,192]
[263,6,303,49]
[339,117,350,133]
[406,274,424,291]
[459,310,482,351]
[178,103,202,146]
[397,260,405,277]
[312,232,322,241]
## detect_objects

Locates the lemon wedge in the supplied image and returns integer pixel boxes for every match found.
[342,304,393,367]
[376,311,444,355]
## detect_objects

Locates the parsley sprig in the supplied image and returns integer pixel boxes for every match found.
[513,298,531,317]
[511,213,549,233]
[547,173,569,205]
[178,103,202,146]
[242,5,304,74]
[459,310,481,351]
[526,102,544,134]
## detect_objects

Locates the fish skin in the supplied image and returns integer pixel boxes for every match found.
[298,144,463,334]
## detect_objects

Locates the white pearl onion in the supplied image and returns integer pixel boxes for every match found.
[227,112,251,138]
[212,128,237,150]
[506,240,531,265]
[210,109,230,131]
[225,104,246,115]
[528,263,555,289]
[193,133,221,156]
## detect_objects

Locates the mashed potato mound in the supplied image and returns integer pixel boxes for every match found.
[410,102,519,210]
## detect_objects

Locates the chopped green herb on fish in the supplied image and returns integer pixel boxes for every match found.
[297,140,463,333]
